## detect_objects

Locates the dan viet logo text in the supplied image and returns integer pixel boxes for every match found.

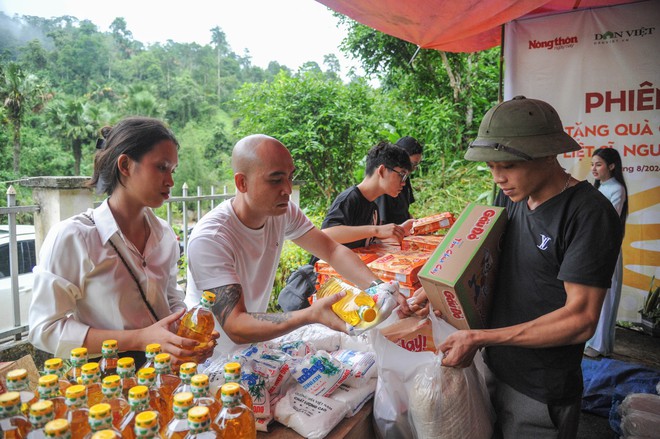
[529,36,578,50]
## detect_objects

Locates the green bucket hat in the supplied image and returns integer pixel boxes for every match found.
[465,96,581,162]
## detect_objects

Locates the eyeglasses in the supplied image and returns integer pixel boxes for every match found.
[386,166,409,183]
[410,160,422,169]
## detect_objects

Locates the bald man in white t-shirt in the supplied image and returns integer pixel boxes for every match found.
[186,134,413,357]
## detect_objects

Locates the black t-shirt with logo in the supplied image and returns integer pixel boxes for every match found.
[485,180,622,404]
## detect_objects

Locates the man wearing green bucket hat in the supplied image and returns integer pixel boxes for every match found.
[439,96,622,438]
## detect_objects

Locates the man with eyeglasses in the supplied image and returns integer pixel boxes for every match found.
[375,136,424,225]
[314,141,414,258]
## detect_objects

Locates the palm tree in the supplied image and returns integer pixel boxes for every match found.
[45,97,96,175]
[0,63,48,174]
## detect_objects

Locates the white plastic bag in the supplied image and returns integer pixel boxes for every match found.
[372,310,494,439]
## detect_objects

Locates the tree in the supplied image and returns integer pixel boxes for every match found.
[233,70,386,208]
[210,26,229,101]
[0,62,47,174]
[44,96,96,175]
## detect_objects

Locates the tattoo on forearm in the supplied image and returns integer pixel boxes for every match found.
[210,284,241,327]
[249,312,291,324]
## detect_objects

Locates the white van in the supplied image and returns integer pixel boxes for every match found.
[0,225,36,331]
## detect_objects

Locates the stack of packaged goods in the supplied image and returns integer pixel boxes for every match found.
[313,245,387,290]
[367,250,431,298]
[409,212,456,236]
[401,234,444,252]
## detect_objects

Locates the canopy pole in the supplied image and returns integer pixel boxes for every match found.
[409,45,421,66]
[498,24,505,103]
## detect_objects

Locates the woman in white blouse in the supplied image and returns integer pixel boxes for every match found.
[584,148,628,357]
[29,116,215,365]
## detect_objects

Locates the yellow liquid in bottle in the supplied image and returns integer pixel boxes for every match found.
[67,409,91,439]
[215,407,255,439]
[317,278,376,326]
[176,294,215,362]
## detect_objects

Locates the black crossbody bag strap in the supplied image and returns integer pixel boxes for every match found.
[82,212,159,321]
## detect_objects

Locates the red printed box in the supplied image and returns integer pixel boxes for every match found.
[410,212,455,235]
[367,250,430,287]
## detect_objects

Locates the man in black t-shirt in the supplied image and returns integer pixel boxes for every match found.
[320,141,414,250]
[374,136,424,224]
[438,96,622,439]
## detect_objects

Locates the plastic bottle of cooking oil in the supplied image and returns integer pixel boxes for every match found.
[5,368,38,416]
[153,354,180,410]
[189,375,220,422]
[44,418,71,439]
[172,363,196,396]
[36,375,67,420]
[161,392,193,439]
[64,385,91,439]
[136,369,170,424]
[116,359,137,401]
[214,383,255,439]
[0,391,31,439]
[65,348,88,385]
[119,385,150,439]
[79,363,103,408]
[184,407,218,439]
[100,376,129,429]
[99,341,119,379]
[213,363,252,411]
[133,411,162,439]
[315,277,378,326]
[26,400,55,439]
[43,358,71,397]
[176,291,216,362]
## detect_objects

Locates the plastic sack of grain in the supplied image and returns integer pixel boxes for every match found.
[270,323,343,352]
[619,393,660,418]
[289,350,352,397]
[620,410,660,438]
[330,378,377,417]
[274,388,350,439]
[266,339,316,357]
[330,349,377,388]
[241,362,272,420]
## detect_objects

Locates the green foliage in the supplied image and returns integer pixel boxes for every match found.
[233,70,387,210]
[642,276,660,324]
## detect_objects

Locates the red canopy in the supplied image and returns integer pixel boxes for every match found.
[317,0,642,52]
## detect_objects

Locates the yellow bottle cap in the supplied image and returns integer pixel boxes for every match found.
[81,362,100,374]
[102,340,118,349]
[65,384,87,399]
[135,411,159,428]
[0,392,21,406]
[224,362,242,374]
[102,375,121,389]
[89,403,112,418]
[221,382,240,397]
[154,353,171,364]
[187,406,210,422]
[70,347,88,359]
[44,419,70,435]
[145,344,161,354]
[137,367,156,380]
[128,385,149,400]
[179,362,197,374]
[117,357,135,368]
[190,374,209,386]
[173,392,194,407]
[44,358,64,371]
[202,290,216,303]
[30,400,54,416]
[39,374,60,387]
[6,368,27,381]
[91,430,119,439]
[360,306,377,323]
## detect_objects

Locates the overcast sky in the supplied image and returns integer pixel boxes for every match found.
[0,0,362,78]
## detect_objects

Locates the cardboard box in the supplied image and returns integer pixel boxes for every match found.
[410,212,455,235]
[0,354,41,394]
[418,203,507,330]
[367,250,430,287]
[401,234,444,252]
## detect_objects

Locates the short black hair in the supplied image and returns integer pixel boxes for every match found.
[396,136,424,156]
[365,141,412,176]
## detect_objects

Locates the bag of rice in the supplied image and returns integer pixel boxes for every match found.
[274,388,350,439]
[289,350,352,397]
